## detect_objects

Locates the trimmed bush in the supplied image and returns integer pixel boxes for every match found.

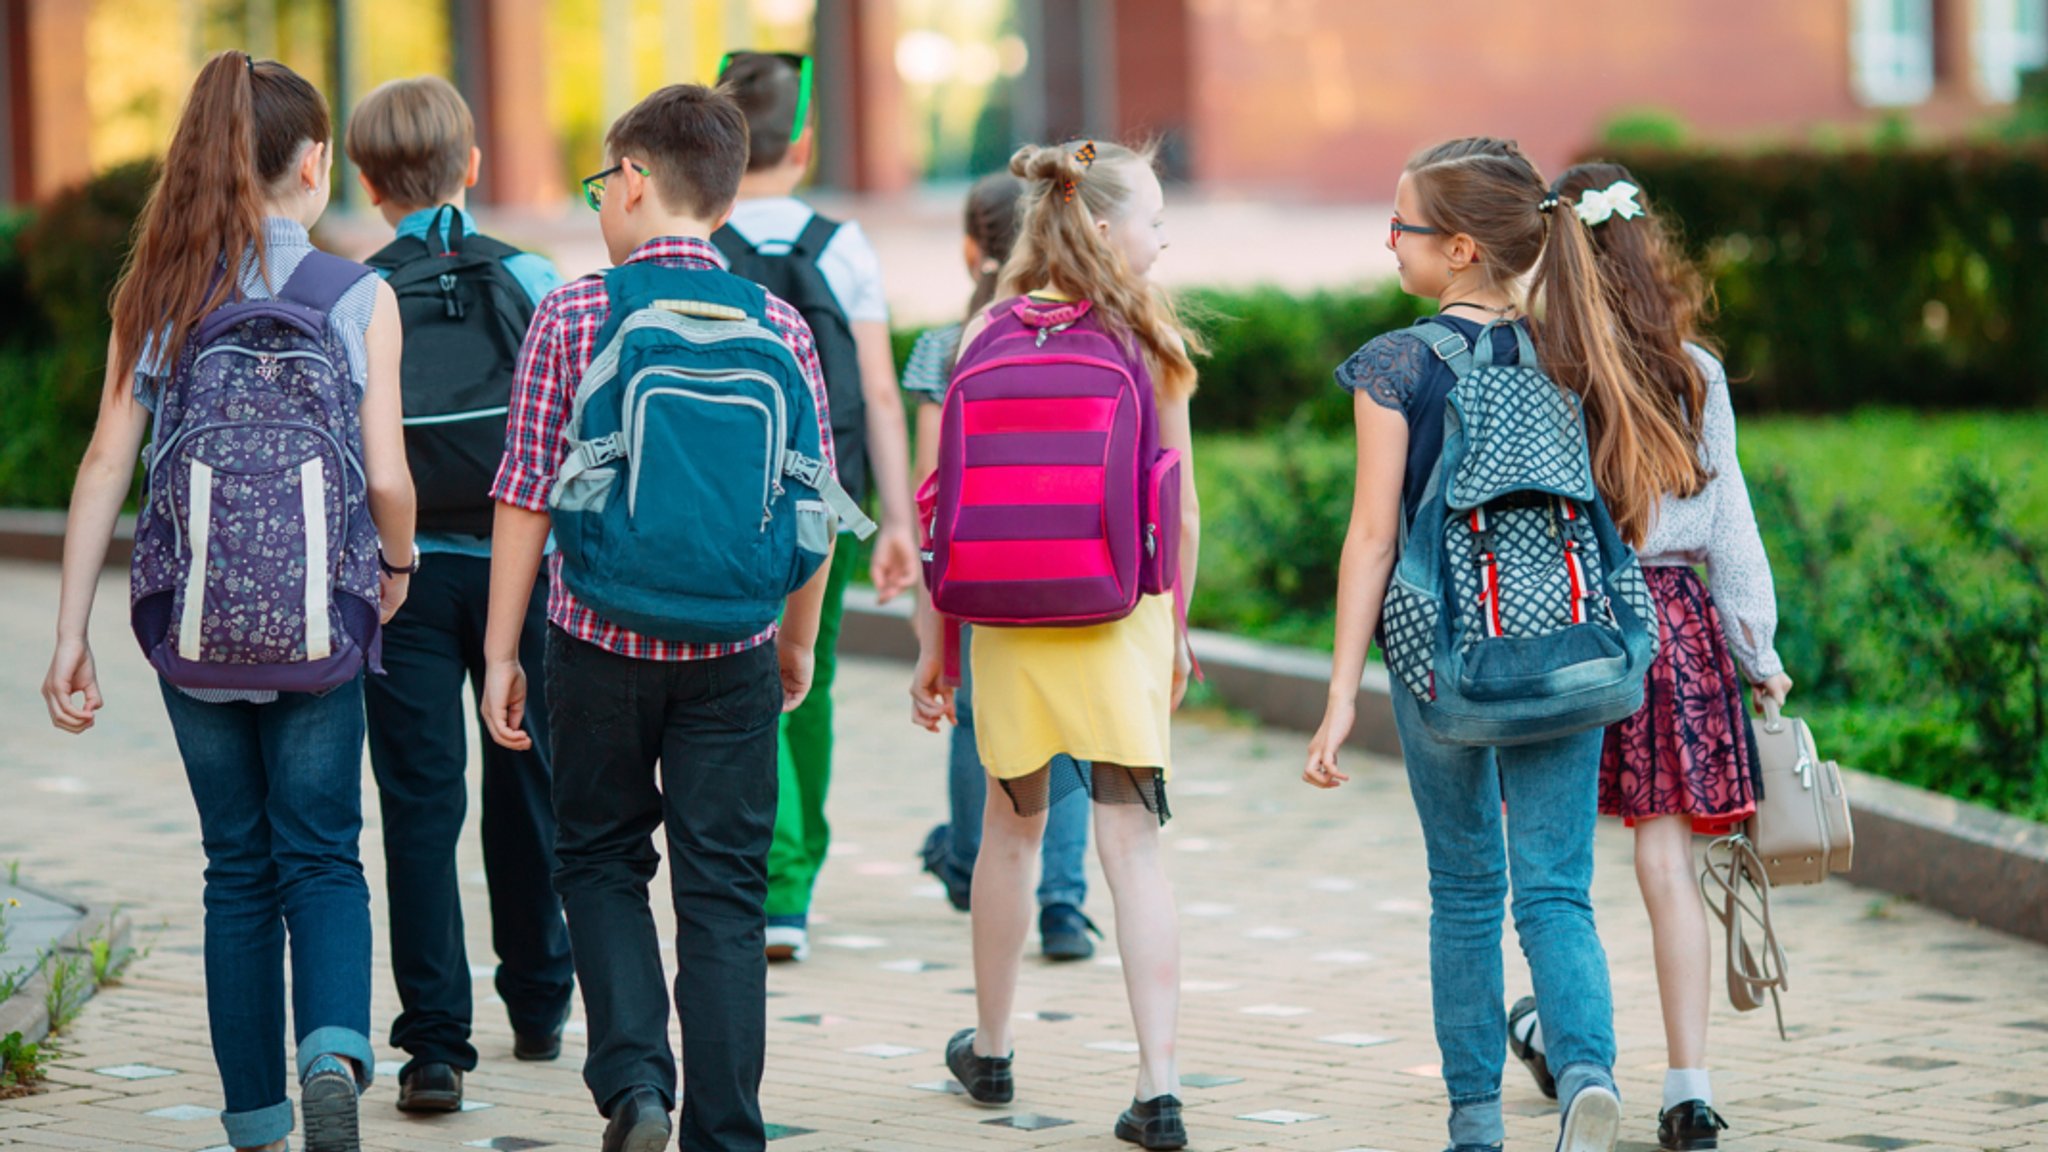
[1591,142,2048,411]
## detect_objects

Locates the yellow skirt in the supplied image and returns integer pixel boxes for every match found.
[970,595,1175,780]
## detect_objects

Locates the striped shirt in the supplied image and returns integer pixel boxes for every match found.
[489,235,834,662]
[136,216,379,704]
[901,322,963,405]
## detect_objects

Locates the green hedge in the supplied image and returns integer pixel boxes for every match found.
[1594,143,2048,411]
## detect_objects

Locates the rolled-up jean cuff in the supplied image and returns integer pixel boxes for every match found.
[220,1098,294,1149]
[297,1025,376,1088]
[1037,883,1087,910]
[1448,1092,1504,1150]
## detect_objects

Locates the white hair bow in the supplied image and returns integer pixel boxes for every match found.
[1573,181,1644,227]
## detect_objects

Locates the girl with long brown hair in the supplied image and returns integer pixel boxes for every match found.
[1505,163,1792,1152]
[909,139,1201,1149]
[1301,136,1688,1152]
[39,51,412,1152]
[906,171,1100,960]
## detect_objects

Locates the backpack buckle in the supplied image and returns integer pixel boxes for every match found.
[1430,332,1470,361]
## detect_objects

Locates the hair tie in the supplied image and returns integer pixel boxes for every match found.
[1062,140,1098,203]
[245,52,256,77]
[1537,195,1561,215]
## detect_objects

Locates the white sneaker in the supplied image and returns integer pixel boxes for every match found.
[764,925,809,962]
[1558,1083,1621,1152]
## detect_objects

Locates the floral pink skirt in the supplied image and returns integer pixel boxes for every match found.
[1598,566,1758,835]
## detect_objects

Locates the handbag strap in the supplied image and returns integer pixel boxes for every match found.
[1700,833,1791,1040]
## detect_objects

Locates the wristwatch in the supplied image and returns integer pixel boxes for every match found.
[378,544,421,577]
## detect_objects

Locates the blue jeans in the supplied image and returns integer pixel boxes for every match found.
[940,627,1089,908]
[159,678,376,1150]
[1392,687,1616,1150]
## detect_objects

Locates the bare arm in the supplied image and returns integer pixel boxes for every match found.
[43,337,149,732]
[854,320,918,603]
[359,280,416,620]
[1304,393,1409,787]
[1157,389,1200,706]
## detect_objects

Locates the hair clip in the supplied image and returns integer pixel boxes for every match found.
[1075,140,1097,169]
[1061,178,1077,203]
[1573,181,1644,227]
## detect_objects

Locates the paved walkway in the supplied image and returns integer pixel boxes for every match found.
[1,559,2046,1152]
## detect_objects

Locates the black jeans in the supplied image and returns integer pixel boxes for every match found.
[546,628,781,1152]
[363,555,574,1072]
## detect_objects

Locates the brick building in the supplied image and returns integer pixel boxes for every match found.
[5,0,2042,208]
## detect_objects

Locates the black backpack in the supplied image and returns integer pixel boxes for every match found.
[366,206,538,536]
[712,214,868,505]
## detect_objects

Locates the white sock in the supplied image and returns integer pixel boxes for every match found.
[1512,1009,1546,1055]
[1663,1068,1712,1111]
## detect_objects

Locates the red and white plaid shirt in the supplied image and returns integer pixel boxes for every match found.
[491,235,834,660]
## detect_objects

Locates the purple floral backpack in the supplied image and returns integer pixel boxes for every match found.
[130,252,383,693]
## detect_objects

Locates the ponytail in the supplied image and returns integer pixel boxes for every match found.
[110,52,329,393]
[959,171,1025,338]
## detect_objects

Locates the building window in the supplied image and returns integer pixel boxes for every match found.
[1853,0,1936,106]
[1976,0,2048,102]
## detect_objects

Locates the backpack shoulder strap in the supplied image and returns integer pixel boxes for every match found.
[791,213,842,262]
[364,234,430,272]
[710,224,754,266]
[277,250,373,315]
[460,231,524,262]
[1410,319,1475,379]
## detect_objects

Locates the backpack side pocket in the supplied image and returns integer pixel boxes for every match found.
[1140,449,1183,597]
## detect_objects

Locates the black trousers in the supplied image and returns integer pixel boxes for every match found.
[546,629,781,1152]
[363,554,575,1072]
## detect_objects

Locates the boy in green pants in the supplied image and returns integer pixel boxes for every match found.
[714,51,919,960]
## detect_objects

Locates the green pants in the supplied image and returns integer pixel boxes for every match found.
[765,543,855,919]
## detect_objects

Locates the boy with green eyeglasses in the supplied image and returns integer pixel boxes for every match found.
[713,49,920,964]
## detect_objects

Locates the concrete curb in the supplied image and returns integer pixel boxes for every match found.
[0,888,132,1049]
[836,587,2048,946]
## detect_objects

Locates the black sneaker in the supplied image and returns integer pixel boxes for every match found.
[945,1027,1014,1106]
[394,1061,462,1113]
[1039,903,1101,962]
[300,1058,361,1152]
[1658,1100,1728,1152]
[1114,1093,1187,1150]
[600,1086,673,1152]
[1508,995,1558,1100]
[921,824,972,912]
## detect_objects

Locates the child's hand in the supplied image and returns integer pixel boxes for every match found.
[43,637,102,734]
[909,651,955,732]
[779,640,816,713]
[1303,698,1355,789]
[480,658,531,751]
[1753,673,1794,715]
[378,570,410,624]
[869,525,920,604]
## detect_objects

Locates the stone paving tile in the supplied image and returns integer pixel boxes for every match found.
[2,562,2047,1151]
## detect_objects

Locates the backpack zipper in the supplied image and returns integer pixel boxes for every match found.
[626,383,777,523]
[163,420,352,564]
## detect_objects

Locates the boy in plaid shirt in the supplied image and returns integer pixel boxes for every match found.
[480,84,834,1152]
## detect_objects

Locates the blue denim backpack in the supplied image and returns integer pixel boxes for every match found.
[130,252,382,693]
[548,263,875,643]
[1378,320,1660,746]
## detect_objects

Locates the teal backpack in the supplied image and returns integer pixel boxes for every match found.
[548,263,874,642]
[1378,320,1660,746]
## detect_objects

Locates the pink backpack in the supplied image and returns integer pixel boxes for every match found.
[919,297,1186,679]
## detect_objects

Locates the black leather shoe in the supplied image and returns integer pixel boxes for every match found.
[1507,995,1558,1100]
[921,824,972,912]
[1658,1100,1728,1151]
[1114,1093,1187,1150]
[1040,903,1100,962]
[945,1027,1013,1106]
[601,1087,673,1152]
[513,1009,568,1062]
[394,1061,462,1114]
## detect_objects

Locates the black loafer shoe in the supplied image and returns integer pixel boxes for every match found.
[1114,1093,1187,1150]
[945,1027,1014,1106]
[1658,1100,1728,1151]
[1039,903,1101,962]
[395,1061,462,1114]
[1507,995,1558,1100]
[601,1086,673,1152]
